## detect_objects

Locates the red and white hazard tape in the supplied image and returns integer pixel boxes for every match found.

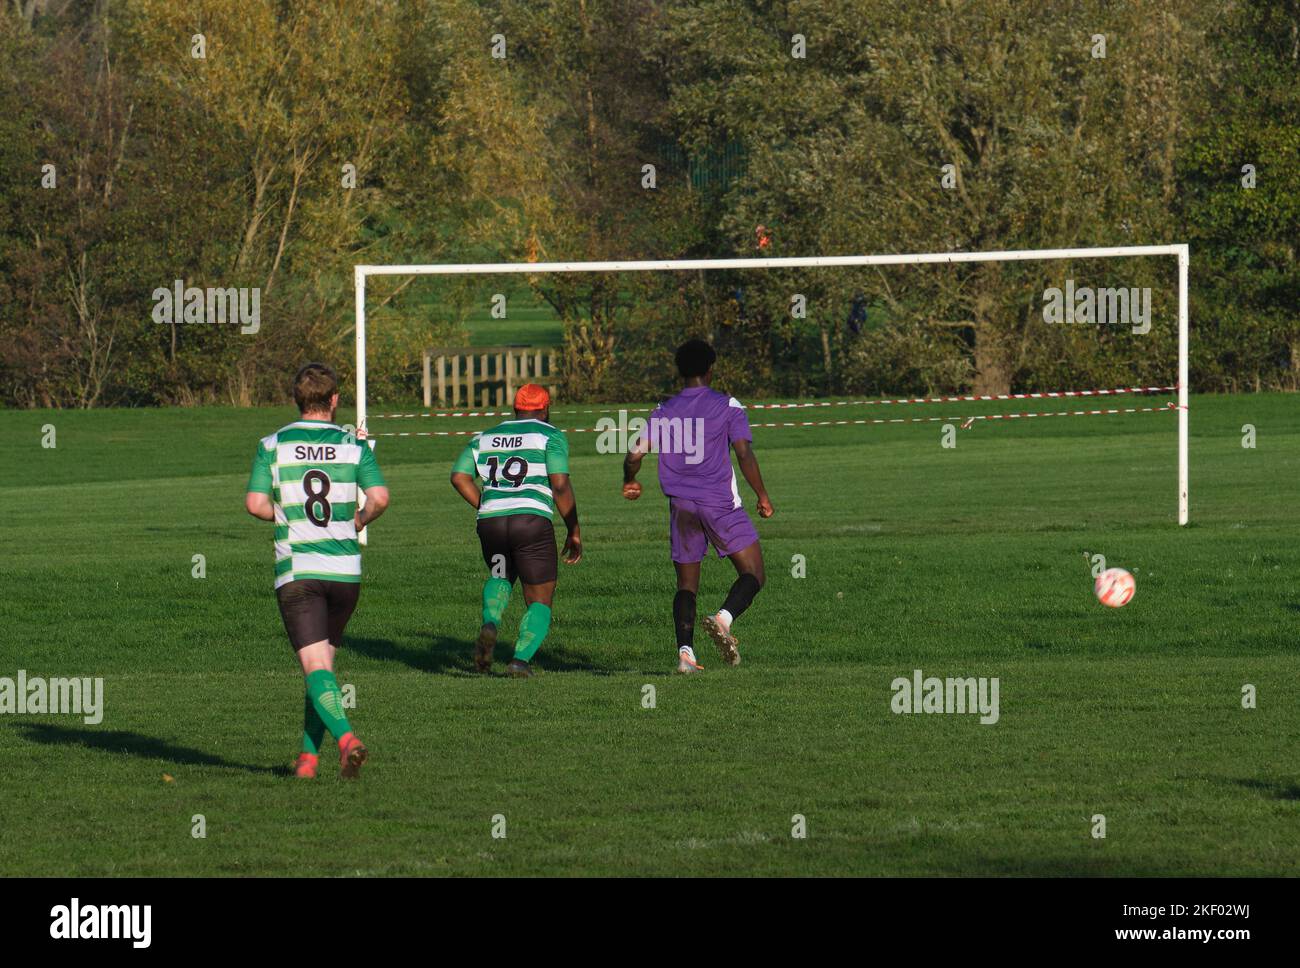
[368,402,1179,437]
[751,403,1179,431]
[747,385,1177,409]
[369,385,1177,421]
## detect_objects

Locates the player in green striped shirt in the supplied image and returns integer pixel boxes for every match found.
[245,363,389,779]
[450,383,581,677]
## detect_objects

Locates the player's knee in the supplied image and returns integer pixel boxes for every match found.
[297,641,334,674]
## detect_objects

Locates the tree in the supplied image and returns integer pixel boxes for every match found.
[419,0,702,399]
[658,0,1216,394]
[1180,0,1300,390]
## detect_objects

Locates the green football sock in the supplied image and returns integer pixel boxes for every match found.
[513,602,552,662]
[305,669,353,741]
[482,577,512,626]
[302,688,326,755]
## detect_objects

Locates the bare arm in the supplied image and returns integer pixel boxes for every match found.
[732,439,774,518]
[450,471,480,510]
[245,492,274,521]
[622,437,648,499]
[355,485,390,529]
[550,472,582,564]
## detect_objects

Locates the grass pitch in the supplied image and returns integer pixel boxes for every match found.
[0,393,1297,876]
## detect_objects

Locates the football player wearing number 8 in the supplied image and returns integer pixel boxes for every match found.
[450,383,582,678]
[245,363,389,779]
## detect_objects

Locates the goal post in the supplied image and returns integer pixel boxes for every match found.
[353,243,1190,525]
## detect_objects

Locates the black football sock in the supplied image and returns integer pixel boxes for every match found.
[720,573,762,623]
[673,590,697,648]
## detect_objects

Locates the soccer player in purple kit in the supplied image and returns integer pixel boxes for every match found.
[622,339,774,672]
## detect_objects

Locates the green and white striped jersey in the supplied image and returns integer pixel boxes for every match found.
[452,418,569,520]
[247,420,386,588]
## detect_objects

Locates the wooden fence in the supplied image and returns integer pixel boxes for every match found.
[422,345,559,407]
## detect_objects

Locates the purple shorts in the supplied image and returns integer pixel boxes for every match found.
[669,498,760,563]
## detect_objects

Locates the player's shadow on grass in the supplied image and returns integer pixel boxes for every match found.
[1224,776,1300,801]
[345,634,476,675]
[346,634,607,676]
[526,642,608,675]
[12,723,286,776]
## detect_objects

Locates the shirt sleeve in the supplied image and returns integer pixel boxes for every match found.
[545,428,570,474]
[246,440,274,494]
[357,439,386,489]
[726,397,753,444]
[451,440,477,477]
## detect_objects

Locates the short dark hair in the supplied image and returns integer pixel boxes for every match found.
[675,339,716,378]
[293,362,338,413]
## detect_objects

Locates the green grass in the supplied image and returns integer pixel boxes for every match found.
[1,393,1298,875]
[417,283,564,348]
[465,302,563,347]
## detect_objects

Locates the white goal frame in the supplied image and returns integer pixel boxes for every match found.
[354,243,1190,525]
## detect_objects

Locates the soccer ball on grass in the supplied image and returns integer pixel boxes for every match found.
[1094,567,1135,608]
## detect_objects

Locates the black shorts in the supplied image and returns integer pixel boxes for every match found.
[275,579,361,650]
[476,513,558,585]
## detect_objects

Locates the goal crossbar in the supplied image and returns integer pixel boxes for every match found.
[354,243,1190,524]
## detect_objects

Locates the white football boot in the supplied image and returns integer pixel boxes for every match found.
[701,612,740,667]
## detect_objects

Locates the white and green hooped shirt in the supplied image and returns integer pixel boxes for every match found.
[452,418,569,519]
[247,420,386,588]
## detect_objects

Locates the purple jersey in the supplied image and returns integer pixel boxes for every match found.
[641,386,752,508]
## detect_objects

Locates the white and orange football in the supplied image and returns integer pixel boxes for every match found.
[1094,567,1136,608]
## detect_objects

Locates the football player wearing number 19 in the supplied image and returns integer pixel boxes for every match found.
[450,384,582,678]
[244,363,389,779]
